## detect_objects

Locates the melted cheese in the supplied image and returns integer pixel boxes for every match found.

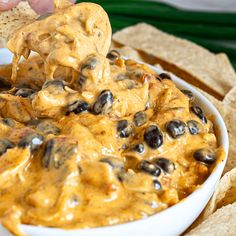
[0,1,223,236]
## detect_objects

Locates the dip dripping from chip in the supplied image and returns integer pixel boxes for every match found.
[7,0,112,82]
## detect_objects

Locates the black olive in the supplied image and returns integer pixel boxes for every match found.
[42,80,65,92]
[133,143,145,154]
[193,148,216,165]
[181,90,194,101]
[81,57,98,74]
[36,121,60,135]
[106,50,120,61]
[158,73,172,80]
[42,138,78,169]
[0,139,15,156]
[191,105,207,124]
[166,120,186,139]
[93,90,114,115]
[154,158,175,174]
[144,125,163,149]
[67,100,90,115]
[15,88,36,98]
[18,133,44,152]
[0,118,15,127]
[0,77,12,91]
[187,120,202,135]
[117,120,133,138]
[139,160,161,177]
[153,179,162,191]
[100,157,124,172]
[134,111,147,127]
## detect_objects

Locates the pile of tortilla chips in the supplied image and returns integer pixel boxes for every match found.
[0,2,235,235]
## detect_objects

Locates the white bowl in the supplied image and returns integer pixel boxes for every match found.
[0,51,229,236]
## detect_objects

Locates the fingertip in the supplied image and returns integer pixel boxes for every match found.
[0,0,21,11]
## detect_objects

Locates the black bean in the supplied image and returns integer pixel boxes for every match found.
[139,160,161,177]
[27,119,41,127]
[106,50,120,61]
[0,77,12,91]
[0,118,15,127]
[134,111,147,127]
[114,73,129,81]
[153,179,162,191]
[42,139,55,168]
[166,120,186,139]
[15,88,36,98]
[117,120,128,137]
[36,121,60,135]
[193,148,216,165]
[187,120,202,135]
[117,171,126,182]
[93,90,114,115]
[121,144,129,150]
[42,138,78,169]
[158,73,172,80]
[154,158,175,174]
[67,100,90,115]
[191,105,207,124]
[181,90,194,101]
[126,80,136,89]
[133,143,145,154]
[18,133,44,152]
[117,120,133,138]
[100,157,124,172]
[0,139,15,156]
[144,125,163,149]
[81,57,98,74]
[77,75,87,88]
[42,80,65,92]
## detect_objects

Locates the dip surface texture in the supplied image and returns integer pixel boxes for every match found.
[0,1,221,235]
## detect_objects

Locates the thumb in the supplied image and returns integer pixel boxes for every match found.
[0,0,21,11]
[27,0,76,15]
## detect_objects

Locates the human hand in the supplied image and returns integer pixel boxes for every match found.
[0,0,76,14]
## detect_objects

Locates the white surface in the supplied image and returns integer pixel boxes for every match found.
[155,0,236,12]
[0,50,229,236]
[0,48,13,65]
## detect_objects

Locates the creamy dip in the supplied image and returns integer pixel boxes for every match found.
[0,1,223,236]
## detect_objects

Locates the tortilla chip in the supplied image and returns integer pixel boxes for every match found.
[111,45,144,62]
[0,37,6,48]
[111,40,163,68]
[113,23,236,99]
[223,86,236,109]
[191,167,236,229]
[186,202,236,235]
[195,88,236,173]
[0,2,37,42]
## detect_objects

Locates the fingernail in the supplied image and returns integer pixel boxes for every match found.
[0,0,10,3]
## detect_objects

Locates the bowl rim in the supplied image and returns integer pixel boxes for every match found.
[0,54,229,235]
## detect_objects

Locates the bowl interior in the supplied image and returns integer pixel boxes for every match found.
[0,52,229,236]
